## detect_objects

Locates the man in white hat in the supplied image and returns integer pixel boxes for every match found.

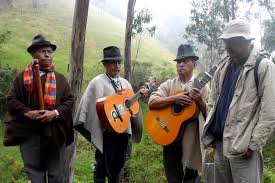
[201,20,275,182]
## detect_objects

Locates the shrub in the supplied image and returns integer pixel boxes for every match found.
[0,66,18,116]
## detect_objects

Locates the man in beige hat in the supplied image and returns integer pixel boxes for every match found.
[201,20,275,182]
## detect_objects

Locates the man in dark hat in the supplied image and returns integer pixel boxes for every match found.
[148,44,208,183]
[74,46,148,183]
[6,34,74,182]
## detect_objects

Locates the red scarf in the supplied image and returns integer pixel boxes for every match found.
[23,63,56,110]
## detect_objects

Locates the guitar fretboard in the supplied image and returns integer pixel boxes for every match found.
[125,80,155,109]
[193,56,228,90]
[194,65,218,90]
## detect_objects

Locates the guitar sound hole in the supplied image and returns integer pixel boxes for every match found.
[173,104,183,114]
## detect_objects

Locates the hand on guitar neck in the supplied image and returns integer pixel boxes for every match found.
[140,76,157,97]
[96,76,156,133]
[139,86,149,97]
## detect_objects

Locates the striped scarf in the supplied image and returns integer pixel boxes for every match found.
[23,63,56,110]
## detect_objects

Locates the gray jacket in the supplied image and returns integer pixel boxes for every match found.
[201,46,275,158]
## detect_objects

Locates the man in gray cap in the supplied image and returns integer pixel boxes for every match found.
[148,44,209,183]
[201,20,275,182]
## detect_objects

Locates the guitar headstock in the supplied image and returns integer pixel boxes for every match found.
[144,76,157,91]
[138,76,157,97]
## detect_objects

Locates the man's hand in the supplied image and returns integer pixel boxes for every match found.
[189,88,203,104]
[36,110,57,123]
[140,86,149,97]
[189,88,207,117]
[24,110,43,120]
[242,148,253,159]
[173,93,192,106]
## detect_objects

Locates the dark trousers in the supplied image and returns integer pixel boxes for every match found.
[94,132,130,183]
[20,133,65,183]
[163,140,200,183]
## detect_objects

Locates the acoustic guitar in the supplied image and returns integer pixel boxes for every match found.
[145,60,226,146]
[96,77,156,133]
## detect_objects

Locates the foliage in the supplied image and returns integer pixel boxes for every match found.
[0,30,12,66]
[0,6,175,91]
[0,30,11,47]
[0,120,28,182]
[262,19,275,53]
[0,3,175,182]
[263,138,275,183]
[132,9,156,38]
[258,0,275,20]
[0,154,26,182]
[0,66,18,116]
[184,0,262,70]
[131,61,175,103]
[184,0,229,69]
[185,0,225,50]
[131,9,157,77]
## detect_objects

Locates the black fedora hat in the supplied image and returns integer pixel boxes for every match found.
[174,44,199,61]
[27,34,57,53]
[101,46,123,62]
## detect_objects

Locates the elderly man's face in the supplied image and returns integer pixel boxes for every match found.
[176,57,196,76]
[104,60,122,78]
[223,37,251,62]
[32,46,54,68]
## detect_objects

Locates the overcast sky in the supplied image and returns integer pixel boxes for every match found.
[135,0,192,25]
[134,0,267,47]
[87,0,270,49]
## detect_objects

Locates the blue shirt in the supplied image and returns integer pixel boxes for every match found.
[209,60,246,140]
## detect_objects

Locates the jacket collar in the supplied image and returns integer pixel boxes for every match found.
[243,45,259,67]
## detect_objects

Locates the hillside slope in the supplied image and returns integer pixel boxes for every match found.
[0,3,176,88]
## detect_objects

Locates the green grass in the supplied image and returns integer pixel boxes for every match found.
[0,2,274,182]
[0,120,28,182]
[0,2,173,182]
[0,3,176,90]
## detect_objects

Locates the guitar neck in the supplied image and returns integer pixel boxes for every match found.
[194,65,218,90]
[124,79,155,109]
[194,56,228,90]
[125,91,142,109]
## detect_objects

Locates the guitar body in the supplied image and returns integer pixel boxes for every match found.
[145,90,197,146]
[96,88,139,133]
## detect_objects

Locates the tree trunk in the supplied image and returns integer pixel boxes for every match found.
[124,0,136,82]
[32,0,38,8]
[223,0,230,22]
[231,0,236,20]
[132,32,143,79]
[0,0,13,10]
[64,0,90,182]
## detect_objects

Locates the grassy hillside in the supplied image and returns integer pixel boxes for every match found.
[0,2,176,89]
[0,1,274,183]
[0,1,174,182]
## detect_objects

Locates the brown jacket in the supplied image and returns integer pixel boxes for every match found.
[4,71,74,147]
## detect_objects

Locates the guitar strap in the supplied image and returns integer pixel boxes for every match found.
[105,73,123,92]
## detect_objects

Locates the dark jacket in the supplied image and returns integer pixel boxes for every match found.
[4,71,74,147]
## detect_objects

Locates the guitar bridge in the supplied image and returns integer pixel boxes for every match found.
[156,117,169,132]
[112,104,123,122]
